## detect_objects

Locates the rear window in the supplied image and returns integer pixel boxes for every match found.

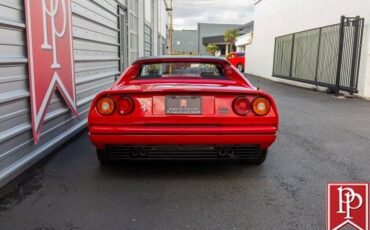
[236,53,245,57]
[137,62,227,80]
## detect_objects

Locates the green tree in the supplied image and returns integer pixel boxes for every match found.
[205,43,219,56]
[224,28,240,54]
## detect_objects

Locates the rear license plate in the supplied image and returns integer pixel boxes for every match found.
[165,96,202,115]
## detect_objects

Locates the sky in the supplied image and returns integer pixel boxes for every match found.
[173,0,255,30]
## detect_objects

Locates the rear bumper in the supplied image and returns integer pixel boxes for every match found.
[89,125,277,149]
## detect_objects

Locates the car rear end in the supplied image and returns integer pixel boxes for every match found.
[88,57,278,163]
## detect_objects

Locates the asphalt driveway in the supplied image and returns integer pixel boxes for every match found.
[1,75,369,230]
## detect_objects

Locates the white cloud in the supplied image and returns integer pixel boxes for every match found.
[173,0,255,30]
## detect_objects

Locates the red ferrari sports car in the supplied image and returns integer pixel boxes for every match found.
[88,56,279,164]
[226,52,245,72]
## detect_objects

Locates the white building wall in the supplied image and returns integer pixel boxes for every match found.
[131,0,168,58]
[138,0,145,57]
[157,0,168,54]
[144,0,152,23]
[152,0,159,56]
[158,0,168,38]
[246,0,370,98]
[236,33,252,52]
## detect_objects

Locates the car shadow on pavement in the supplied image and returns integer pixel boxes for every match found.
[95,160,266,180]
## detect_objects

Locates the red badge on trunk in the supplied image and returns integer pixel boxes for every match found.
[25,0,78,143]
[327,183,369,230]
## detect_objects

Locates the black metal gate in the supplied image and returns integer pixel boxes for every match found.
[272,16,364,95]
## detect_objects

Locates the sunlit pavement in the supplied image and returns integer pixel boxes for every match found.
[1,75,370,230]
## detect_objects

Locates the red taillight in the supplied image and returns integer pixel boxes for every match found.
[252,97,271,116]
[118,96,134,115]
[232,96,250,116]
[96,97,115,115]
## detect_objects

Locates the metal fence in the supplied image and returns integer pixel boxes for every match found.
[273,16,364,95]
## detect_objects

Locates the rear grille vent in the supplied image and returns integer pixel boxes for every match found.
[105,145,262,159]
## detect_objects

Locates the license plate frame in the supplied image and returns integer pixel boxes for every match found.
[165,96,202,115]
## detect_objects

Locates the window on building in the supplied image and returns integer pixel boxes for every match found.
[119,8,128,71]
[158,36,166,55]
[144,24,152,56]
[128,0,138,64]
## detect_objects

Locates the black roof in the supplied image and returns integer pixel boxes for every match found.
[235,21,254,34]
[202,35,225,45]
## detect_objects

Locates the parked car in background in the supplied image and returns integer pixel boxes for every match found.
[226,52,246,72]
[88,56,278,165]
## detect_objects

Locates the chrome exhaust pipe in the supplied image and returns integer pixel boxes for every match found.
[226,149,235,158]
[131,147,148,157]
[138,148,148,157]
[218,148,235,158]
[218,148,227,157]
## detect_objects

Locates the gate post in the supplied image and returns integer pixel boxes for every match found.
[335,16,346,96]
[349,16,360,93]
[314,28,322,84]
[289,33,295,78]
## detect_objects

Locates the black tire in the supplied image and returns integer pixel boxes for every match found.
[96,149,110,165]
[240,149,268,165]
[237,64,244,72]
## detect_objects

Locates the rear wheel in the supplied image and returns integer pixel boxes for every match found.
[96,149,110,165]
[237,64,244,72]
[240,149,268,165]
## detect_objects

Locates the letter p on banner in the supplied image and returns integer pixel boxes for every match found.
[327,183,369,230]
[25,0,78,143]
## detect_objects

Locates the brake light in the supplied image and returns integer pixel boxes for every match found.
[232,96,250,116]
[252,97,271,116]
[118,96,134,115]
[96,97,115,115]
